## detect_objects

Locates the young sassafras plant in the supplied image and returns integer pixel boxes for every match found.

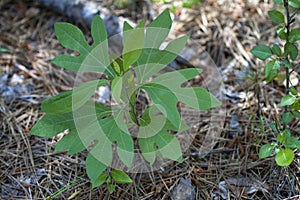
[30,9,221,191]
[251,0,300,166]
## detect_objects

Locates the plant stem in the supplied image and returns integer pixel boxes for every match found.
[284,0,290,112]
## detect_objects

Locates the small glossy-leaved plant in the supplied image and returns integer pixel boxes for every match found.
[30,9,220,192]
[251,0,300,166]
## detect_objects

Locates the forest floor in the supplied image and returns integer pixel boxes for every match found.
[0,0,300,199]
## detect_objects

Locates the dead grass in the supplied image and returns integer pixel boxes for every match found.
[0,0,299,199]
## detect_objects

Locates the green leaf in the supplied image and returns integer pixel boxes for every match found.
[144,9,172,49]
[259,144,275,158]
[275,148,294,166]
[289,98,300,110]
[91,172,109,188]
[73,106,113,167]
[123,21,134,42]
[268,10,285,24]
[141,83,181,129]
[86,154,107,188]
[54,130,86,154]
[289,0,300,8]
[284,42,298,60]
[97,116,134,167]
[273,0,283,3]
[42,79,107,114]
[155,131,183,162]
[111,169,133,184]
[139,130,183,164]
[271,44,281,56]
[280,95,297,107]
[250,45,273,60]
[31,101,110,152]
[123,20,145,72]
[52,16,113,76]
[30,112,75,138]
[285,137,300,149]
[135,35,189,84]
[290,87,298,95]
[282,112,293,125]
[151,68,221,110]
[111,76,123,103]
[138,105,185,164]
[277,129,291,143]
[270,122,277,131]
[276,26,287,40]
[0,47,11,53]
[280,59,291,68]
[108,184,116,194]
[265,59,280,82]
[139,136,156,164]
[289,29,300,42]
[294,110,300,118]
[139,106,168,138]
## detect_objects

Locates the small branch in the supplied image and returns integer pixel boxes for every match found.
[283,0,291,113]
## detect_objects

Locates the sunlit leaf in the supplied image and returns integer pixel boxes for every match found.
[280,95,297,107]
[289,0,300,8]
[259,144,275,158]
[275,148,294,166]
[265,59,280,82]
[111,169,133,184]
[276,26,287,40]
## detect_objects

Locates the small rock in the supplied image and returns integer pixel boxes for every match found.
[171,178,196,200]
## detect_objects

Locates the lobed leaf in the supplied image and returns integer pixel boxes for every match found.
[99,116,134,167]
[52,16,113,76]
[41,79,107,114]
[151,68,221,110]
[144,9,172,49]
[30,112,75,138]
[135,35,189,84]
[141,83,181,129]
[122,21,145,72]
[155,131,183,162]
